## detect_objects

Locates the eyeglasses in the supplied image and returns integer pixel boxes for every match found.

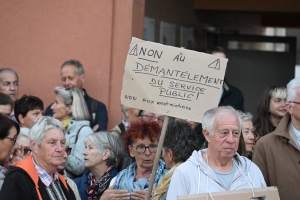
[140,114,164,123]
[65,88,73,104]
[65,147,72,155]
[5,136,17,144]
[131,144,158,154]
[289,101,300,105]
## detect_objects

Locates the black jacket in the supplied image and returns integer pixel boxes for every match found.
[219,81,244,111]
[44,88,108,131]
[0,166,76,200]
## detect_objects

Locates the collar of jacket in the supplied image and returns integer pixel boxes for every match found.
[272,113,299,149]
[15,155,69,200]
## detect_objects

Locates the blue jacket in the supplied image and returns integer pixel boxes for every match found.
[44,88,108,131]
[65,120,93,178]
[73,168,119,200]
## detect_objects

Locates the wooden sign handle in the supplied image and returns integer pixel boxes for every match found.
[146,115,169,200]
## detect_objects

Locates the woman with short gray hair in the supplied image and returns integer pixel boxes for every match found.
[74,132,122,200]
[0,116,76,200]
[51,86,93,178]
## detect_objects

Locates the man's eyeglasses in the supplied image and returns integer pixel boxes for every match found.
[131,144,158,154]
[140,114,164,123]
[5,136,17,144]
[289,101,300,105]
[66,147,72,155]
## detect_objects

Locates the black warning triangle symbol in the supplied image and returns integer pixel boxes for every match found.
[129,44,138,56]
[208,58,220,70]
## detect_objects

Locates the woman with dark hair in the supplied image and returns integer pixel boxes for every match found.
[14,95,44,135]
[0,114,20,190]
[153,120,201,200]
[110,121,168,199]
[254,86,286,140]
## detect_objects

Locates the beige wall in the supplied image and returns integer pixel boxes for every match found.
[0,0,144,130]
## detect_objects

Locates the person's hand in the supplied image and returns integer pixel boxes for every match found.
[130,190,147,200]
[93,124,99,131]
[9,145,28,165]
[100,184,130,200]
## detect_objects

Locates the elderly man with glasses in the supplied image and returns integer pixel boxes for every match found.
[167,106,266,200]
[253,77,300,200]
[0,116,76,200]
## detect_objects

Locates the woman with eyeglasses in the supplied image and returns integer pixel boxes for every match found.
[74,132,125,200]
[253,86,287,140]
[51,86,93,178]
[109,121,168,199]
[57,137,81,200]
[0,114,20,190]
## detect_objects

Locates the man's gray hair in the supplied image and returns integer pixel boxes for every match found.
[85,132,122,168]
[61,60,84,76]
[236,110,253,122]
[121,104,131,121]
[286,77,300,104]
[29,116,64,146]
[202,106,241,135]
[0,68,19,80]
[54,86,90,121]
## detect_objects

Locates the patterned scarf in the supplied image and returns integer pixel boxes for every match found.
[86,167,113,200]
[152,162,181,200]
[115,159,167,192]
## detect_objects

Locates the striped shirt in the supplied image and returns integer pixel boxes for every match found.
[33,157,59,186]
[32,157,67,200]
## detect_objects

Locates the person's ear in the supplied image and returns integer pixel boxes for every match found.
[203,129,211,143]
[18,114,25,124]
[286,103,292,114]
[30,140,38,154]
[67,105,72,115]
[129,145,134,157]
[102,150,111,160]
[168,150,174,161]
[124,109,130,118]
[80,74,85,84]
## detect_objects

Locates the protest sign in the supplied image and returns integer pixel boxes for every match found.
[121,37,228,122]
[177,187,280,200]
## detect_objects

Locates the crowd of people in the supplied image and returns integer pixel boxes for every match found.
[0,47,299,200]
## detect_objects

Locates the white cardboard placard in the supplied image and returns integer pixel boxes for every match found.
[121,37,228,122]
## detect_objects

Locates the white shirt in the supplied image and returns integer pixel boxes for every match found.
[291,124,300,148]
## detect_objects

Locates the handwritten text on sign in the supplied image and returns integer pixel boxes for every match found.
[121,37,227,122]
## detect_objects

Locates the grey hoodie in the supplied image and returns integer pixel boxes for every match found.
[166,149,266,200]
